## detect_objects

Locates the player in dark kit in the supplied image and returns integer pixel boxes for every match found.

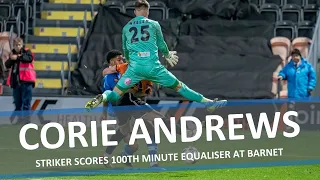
[101,50,180,168]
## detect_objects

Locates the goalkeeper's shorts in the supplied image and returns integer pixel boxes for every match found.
[116,64,180,92]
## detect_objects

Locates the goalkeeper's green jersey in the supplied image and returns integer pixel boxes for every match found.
[122,16,169,66]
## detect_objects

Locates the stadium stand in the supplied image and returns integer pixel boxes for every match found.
[0,0,319,100]
[66,0,319,100]
[1,0,103,95]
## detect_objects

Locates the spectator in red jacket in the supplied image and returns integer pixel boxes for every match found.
[5,37,36,124]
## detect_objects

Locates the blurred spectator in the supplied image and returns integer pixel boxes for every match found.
[5,37,36,124]
[0,57,4,83]
[278,49,316,99]
[0,32,17,82]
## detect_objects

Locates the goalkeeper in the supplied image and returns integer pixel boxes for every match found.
[101,50,161,168]
[85,0,227,111]
[102,50,194,168]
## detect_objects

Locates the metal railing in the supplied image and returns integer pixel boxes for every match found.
[8,25,14,50]
[307,10,320,69]
[24,0,30,43]
[83,10,88,39]
[4,9,22,40]
[307,9,320,97]
[66,44,72,95]
[16,9,21,38]
[32,0,38,35]
[65,0,97,95]
[61,60,65,95]
[90,0,95,18]
[76,27,81,61]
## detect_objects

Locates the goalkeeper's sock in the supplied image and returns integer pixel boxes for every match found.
[105,130,125,155]
[102,90,121,103]
[177,82,203,102]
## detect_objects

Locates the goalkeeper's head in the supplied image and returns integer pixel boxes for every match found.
[105,49,124,67]
[134,0,150,18]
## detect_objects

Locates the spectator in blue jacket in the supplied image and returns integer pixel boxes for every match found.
[278,49,317,99]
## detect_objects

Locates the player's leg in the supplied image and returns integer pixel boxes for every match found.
[85,67,142,110]
[103,129,125,168]
[144,120,159,168]
[116,93,140,167]
[119,118,138,168]
[104,67,142,102]
[150,65,227,111]
[12,86,23,124]
[140,102,183,135]
[105,129,125,156]
[124,94,162,168]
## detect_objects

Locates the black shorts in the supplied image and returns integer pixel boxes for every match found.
[112,93,148,126]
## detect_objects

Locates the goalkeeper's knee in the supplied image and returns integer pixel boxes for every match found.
[175,81,204,102]
[102,90,121,102]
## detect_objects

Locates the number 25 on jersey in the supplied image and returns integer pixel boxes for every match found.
[129,25,150,43]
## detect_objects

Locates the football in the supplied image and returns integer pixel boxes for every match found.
[182,146,199,164]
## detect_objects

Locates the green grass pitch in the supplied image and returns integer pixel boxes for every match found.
[22,165,320,180]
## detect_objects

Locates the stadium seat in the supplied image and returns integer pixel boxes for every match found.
[25,44,77,54]
[262,0,283,7]
[292,37,312,57]
[13,4,33,20]
[105,1,125,13]
[303,4,318,23]
[297,21,314,39]
[167,8,182,19]
[4,20,25,35]
[33,27,85,37]
[305,0,317,6]
[49,0,104,4]
[34,61,76,71]
[250,0,260,7]
[270,37,291,63]
[41,11,96,21]
[125,1,166,20]
[0,5,11,19]
[260,4,281,22]
[0,21,3,32]
[35,78,68,89]
[281,4,302,23]
[284,0,305,6]
[274,21,296,40]
[148,1,167,20]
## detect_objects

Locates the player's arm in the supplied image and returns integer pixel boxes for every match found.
[154,22,169,57]
[154,22,178,67]
[122,28,130,63]
[102,66,117,77]
[102,63,128,77]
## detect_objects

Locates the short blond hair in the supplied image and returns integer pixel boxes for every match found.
[13,37,23,44]
[135,0,150,9]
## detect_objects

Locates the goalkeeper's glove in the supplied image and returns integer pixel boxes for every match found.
[164,51,179,67]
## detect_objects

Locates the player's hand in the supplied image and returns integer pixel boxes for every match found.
[277,76,283,80]
[164,51,179,67]
[10,54,17,60]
